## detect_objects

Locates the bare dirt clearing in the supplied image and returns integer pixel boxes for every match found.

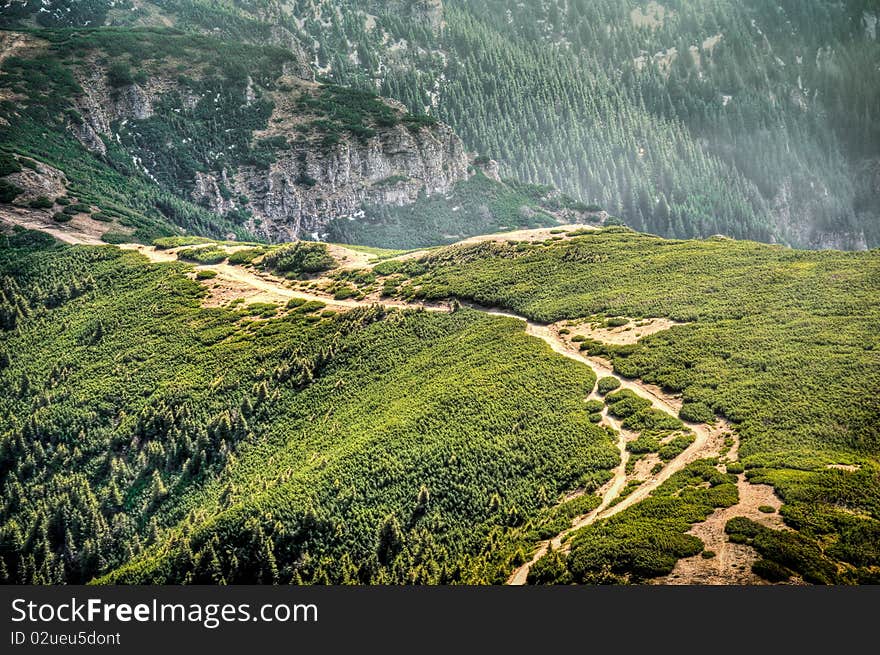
[656,441,789,585]
[0,207,112,245]
[561,316,686,346]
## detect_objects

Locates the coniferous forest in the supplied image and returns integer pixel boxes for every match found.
[0,1,878,587]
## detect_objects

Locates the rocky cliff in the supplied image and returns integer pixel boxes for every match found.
[233,118,468,242]
[67,56,470,243]
[770,178,869,251]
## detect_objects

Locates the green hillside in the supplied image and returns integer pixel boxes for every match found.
[0,229,616,584]
[1,224,877,584]
[0,1,878,588]
[378,227,880,582]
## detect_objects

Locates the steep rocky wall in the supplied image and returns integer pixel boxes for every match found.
[68,59,470,242]
[770,178,869,251]
[233,120,468,242]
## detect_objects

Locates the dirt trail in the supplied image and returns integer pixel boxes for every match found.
[114,243,449,313]
[211,261,447,313]
[507,411,629,585]
[10,220,737,586]
[498,309,723,585]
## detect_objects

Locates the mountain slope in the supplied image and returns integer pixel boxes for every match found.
[1,223,877,585]
[128,0,873,250]
[0,22,590,247]
[5,1,876,249]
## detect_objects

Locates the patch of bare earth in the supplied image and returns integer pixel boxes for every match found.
[198,274,259,308]
[326,244,376,269]
[632,452,662,479]
[0,207,121,245]
[561,316,686,346]
[655,433,793,586]
[456,224,596,246]
[0,31,46,68]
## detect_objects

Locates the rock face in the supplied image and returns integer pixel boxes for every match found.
[771,178,869,251]
[365,0,445,32]
[195,121,470,242]
[66,56,471,242]
[268,26,316,82]
[71,64,158,156]
[4,159,68,204]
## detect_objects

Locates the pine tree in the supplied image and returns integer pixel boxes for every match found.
[377,515,404,565]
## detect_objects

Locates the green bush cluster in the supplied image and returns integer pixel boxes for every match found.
[261,242,336,279]
[679,401,714,424]
[604,389,652,419]
[529,461,738,583]
[227,247,268,266]
[0,153,22,177]
[0,180,22,203]
[176,247,228,265]
[596,376,620,395]
[153,236,214,249]
[725,517,839,584]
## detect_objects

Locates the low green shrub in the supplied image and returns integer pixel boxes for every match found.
[261,242,336,278]
[51,211,71,223]
[627,434,660,454]
[0,179,23,203]
[752,559,791,582]
[726,517,838,584]
[0,153,22,176]
[195,269,218,280]
[658,434,695,461]
[622,408,683,433]
[227,247,266,265]
[153,236,214,249]
[605,389,652,418]
[294,300,326,314]
[679,401,714,424]
[101,231,131,244]
[177,247,228,265]
[333,285,357,300]
[597,376,620,395]
[373,259,427,277]
[29,196,54,209]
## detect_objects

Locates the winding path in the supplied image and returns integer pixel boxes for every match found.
[496,310,720,584]
[5,217,724,586]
